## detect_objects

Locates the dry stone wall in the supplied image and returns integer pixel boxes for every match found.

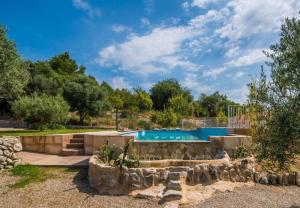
[89,155,300,196]
[0,136,22,169]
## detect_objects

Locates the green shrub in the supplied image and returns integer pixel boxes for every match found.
[98,142,120,165]
[232,145,249,159]
[114,142,139,169]
[12,94,70,130]
[137,120,152,130]
[151,109,179,127]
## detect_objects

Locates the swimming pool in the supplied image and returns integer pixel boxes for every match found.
[124,128,228,141]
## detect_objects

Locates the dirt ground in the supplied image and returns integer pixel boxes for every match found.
[0,168,299,208]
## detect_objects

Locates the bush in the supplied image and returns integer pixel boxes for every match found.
[98,142,120,165]
[232,145,249,159]
[137,120,152,130]
[12,94,70,130]
[151,109,179,128]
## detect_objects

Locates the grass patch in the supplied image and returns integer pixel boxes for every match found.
[0,128,108,136]
[10,165,53,188]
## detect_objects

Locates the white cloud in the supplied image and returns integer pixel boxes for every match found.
[144,0,154,14]
[141,18,150,27]
[97,9,227,75]
[111,24,131,33]
[225,46,240,58]
[203,67,226,79]
[182,1,190,12]
[182,73,216,95]
[222,85,248,103]
[232,71,244,80]
[72,0,101,17]
[217,0,300,41]
[111,77,132,90]
[225,48,266,68]
[191,0,220,8]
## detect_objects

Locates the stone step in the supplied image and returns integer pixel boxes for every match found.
[70,138,84,144]
[66,143,84,149]
[73,134,85,139]
[166,180,182,191]
[168,172,181,181]
[61,148,85,156]
[162,190,182,202]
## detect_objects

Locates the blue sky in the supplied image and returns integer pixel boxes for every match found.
[1,0,299,103]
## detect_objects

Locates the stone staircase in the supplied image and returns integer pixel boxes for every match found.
[162,170,184,202]
[61,134,85,156]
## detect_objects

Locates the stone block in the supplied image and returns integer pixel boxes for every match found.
[168,172,181,181]
[162,190,182,202]
[167,180,182,191]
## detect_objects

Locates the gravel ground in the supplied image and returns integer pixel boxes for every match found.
[183,184,300,208]
[0,168,299,208]
[0,168,163,208]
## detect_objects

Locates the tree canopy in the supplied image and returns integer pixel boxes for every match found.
[248,15,300,169]
[0,26,29,113]
[150,79,192,111]
[63,75,109,124]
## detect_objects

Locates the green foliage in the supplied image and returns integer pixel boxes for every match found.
[169,94,191,116]
[137,120,152,130]
[151,109,179,127]
[26,61,65,96]
[10,165,51,188]
[113,89,138,114]
[98,142,119,165]
[135,91,153,112]
[0,26,29,113]
[114,142,139,169]
[63,75,109,124]
[197,92,236,117]
[232,145,249,159]
[150,79,192,111]
[110,95,124,130]
[49,52,80,74]
[12,94,70,130]
[216,111,227,127]
[248,16,300,170]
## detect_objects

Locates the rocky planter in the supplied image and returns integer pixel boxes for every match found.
[0,136,22,169]
[88,155,259,195]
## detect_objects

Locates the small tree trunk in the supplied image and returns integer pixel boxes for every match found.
[116,108,119,130]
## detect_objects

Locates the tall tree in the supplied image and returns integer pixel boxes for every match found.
[63,75,108,124]
[0,26,29,113]
[49,52,79,74]
[110,95,124,130]
[198,92,236,117]
[150,79,192,110]
[248,15,300,169]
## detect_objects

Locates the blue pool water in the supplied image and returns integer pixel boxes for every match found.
[125,128,228,141]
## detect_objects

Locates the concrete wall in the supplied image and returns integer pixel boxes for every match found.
[84,135,134,155]
[21,134,72,155]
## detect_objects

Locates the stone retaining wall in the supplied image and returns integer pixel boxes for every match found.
[84,134,133,155]
[20,135,72,155]
[129,135,252,160]
[89,155,300,196]
[130,141,213,160]
[0,136,22,169]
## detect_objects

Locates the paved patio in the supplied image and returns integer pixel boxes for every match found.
[17,151,90,167]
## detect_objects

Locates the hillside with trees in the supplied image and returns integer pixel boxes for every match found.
[0,25,238,130]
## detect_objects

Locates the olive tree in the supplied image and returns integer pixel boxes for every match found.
[248,15,300,170]
[0,26,29,113]
[12,94,70,130]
